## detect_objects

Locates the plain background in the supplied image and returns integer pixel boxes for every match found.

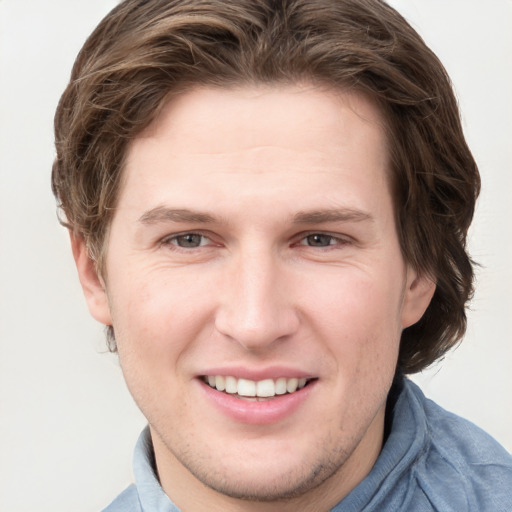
[0,1,511,511]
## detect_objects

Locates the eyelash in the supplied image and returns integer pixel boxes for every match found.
[298,233,350,248]
[160,232,212,249]
[160,231,351,250]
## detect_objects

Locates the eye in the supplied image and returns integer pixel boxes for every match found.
[301,233,339,247]
[164,233,210,248]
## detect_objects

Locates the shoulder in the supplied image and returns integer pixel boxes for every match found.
[101,484,142,512]
[404,379,512,511]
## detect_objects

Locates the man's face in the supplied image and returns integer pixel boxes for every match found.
[77,85,433,508]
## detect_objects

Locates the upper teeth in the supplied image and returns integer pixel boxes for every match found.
[205,376,308,397]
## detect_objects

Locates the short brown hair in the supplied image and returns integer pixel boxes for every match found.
[52,0,480,374]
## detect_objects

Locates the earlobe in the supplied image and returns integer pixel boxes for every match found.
[70,232,113,326]
[401,269,436,329]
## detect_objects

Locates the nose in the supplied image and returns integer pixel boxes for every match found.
[214,247,300,351]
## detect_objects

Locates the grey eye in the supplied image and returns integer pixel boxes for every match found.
[174,234,205,248]
[304,234,334,247]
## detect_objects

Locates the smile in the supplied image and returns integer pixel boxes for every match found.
[203,375,311,400]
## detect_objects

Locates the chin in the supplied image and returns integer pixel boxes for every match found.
[194,464,333,502]
[176,436,351,503]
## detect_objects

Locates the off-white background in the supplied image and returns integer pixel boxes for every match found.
[0,1,510,511]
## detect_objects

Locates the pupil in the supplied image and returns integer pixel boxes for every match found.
[178,234,201,247]
[307,234,331,246]
[307,235,331,247]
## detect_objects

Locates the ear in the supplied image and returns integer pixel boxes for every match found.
[401,268,436,329]
[70,232,113,326]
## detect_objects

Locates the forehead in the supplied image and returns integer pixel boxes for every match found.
[119,84,391,221]
[136,84,387,157]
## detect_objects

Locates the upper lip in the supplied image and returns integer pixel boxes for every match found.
[198,366,315,381]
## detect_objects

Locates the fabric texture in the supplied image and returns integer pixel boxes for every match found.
[102,378,512,512]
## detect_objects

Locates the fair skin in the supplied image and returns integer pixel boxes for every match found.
[73,85,435,511]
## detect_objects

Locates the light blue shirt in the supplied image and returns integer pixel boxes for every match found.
[102,378,512,511]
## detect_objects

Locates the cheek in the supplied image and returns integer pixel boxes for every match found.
[106,277,182,378]
[304,276,401,445]
[308,269,404,332]
[111,267,209,338]
[109,276,204,422]
[305,270,404,373]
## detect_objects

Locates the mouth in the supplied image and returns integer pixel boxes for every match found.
[201,375,314,401]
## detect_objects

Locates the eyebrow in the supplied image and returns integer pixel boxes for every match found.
[138,206,373,225]
[139,207,217,224]
[293,208,373,224]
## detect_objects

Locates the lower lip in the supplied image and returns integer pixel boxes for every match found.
[198,379,316,425]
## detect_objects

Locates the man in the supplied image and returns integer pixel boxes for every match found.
[51,0,512,510]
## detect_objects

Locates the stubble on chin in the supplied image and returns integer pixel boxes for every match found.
[154,426,356,507]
